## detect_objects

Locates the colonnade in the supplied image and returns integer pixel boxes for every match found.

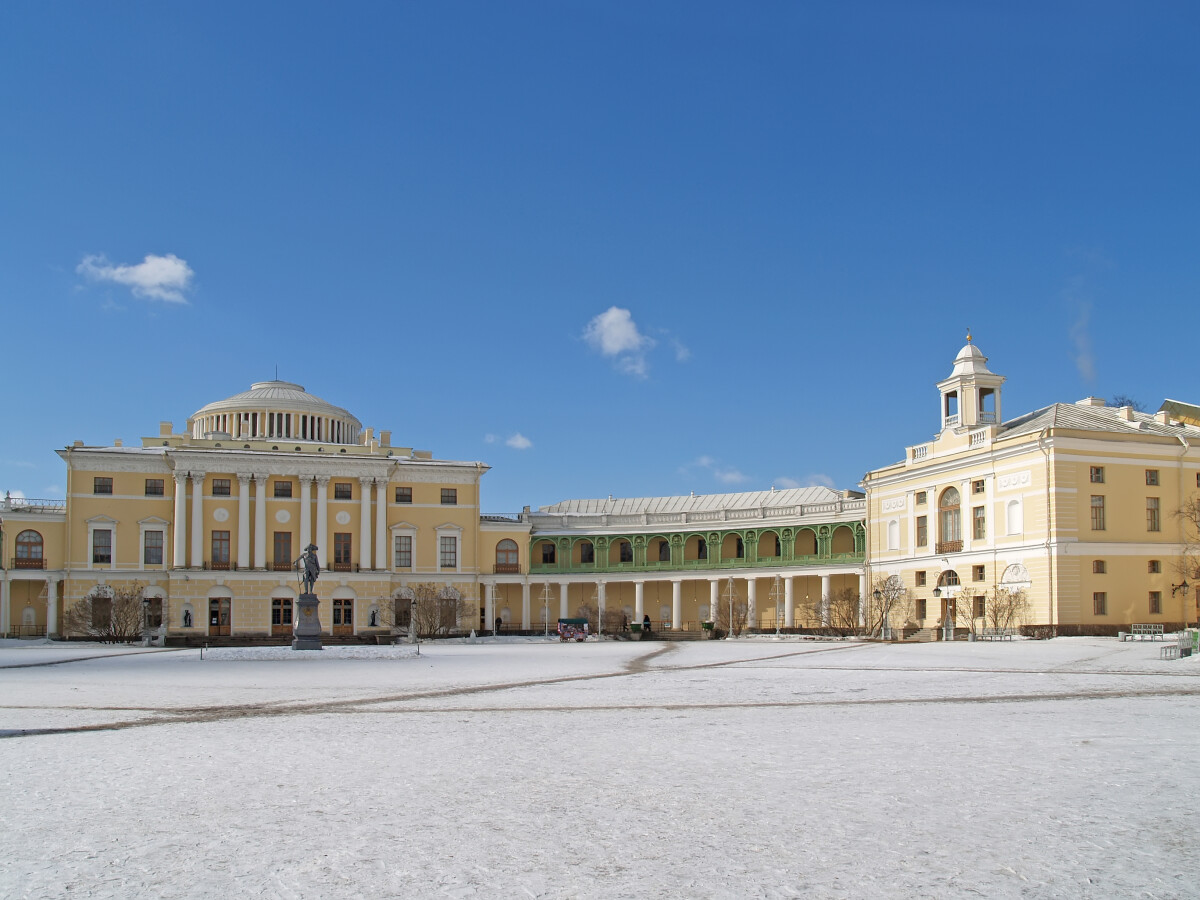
[171,472,390,569]
[0,572,61,637]
[480,571,868,631]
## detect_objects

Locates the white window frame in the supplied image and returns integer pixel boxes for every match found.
[435,523,463,574]
[389,522,417,571]
[138,516,170,569]
[86,515,118,570]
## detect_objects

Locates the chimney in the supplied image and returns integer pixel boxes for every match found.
[1117,406,1136,421]
[159,421,173,436]
[1155,410,1172,425]
[379,430,391,447]
[1076,397,1106,407]
[114,439,123,447]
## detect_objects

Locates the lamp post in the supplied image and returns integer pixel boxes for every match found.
[771,575,783,637]
[873,588,886,640]
[1172,581,1191,628]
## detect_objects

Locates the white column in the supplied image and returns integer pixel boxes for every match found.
[359,477,372,570]
[316,476,329,558]
[521,581,530,630]
[300,476,313,550]
[236,474,251,570]
[253,476,267,569]
[1,573,10,637]
[559,582,570,619]
[173,473,188,568]
[484,582,495,633]
[634,580,645,622]
[784,576,795,628]
[858,573,867,628]
[46,576,60,637]
[821,574,832,628]
[374,481,388,570]
[746,577,757,631]
[709,579,719,623]
[671,579,682,631]
[190,474,205,568]
[597,581,606,633]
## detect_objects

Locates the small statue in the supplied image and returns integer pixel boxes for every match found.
[296,544,321,595]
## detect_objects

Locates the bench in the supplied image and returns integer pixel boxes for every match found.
[978,628,1015,641]
[1161,644,1181,660]
[1121,624,1165,641]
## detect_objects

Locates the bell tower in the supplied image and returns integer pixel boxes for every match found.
[936,334,1005,432]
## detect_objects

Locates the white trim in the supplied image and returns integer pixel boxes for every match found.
[86,515,118,570]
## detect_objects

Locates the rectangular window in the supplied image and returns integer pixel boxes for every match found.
[94,476,113,495]
[441,488,457,505]
[973,596,986,618]
[915,598,927,619]
[1093,560,1106,574]
[972,564,985,582]
[395,486,412,503]
[274,481,293,498]
[93,529,112,564]
[972,479,985,495]
[1148,559,1161,574]
[1149,591,1162,615]
[1090,496,1106,531]
[916,516,928,547]
[144,531,163,565]
[211,531,230,565]
[972,507,986,540]
[915,491,927,505]
[915,570,927,587]
[394,535,412,568]
[1147,497,1160,532]
[334,482,352,500]
[1145,469,1159,486]
[334,533,352,565]
[1090,466,1105,484]
[619,542,632,563]
[1093,592,1107,616]
[274,532,292,567]
[212,478,231,497]
[440,536,457,568]
[145,478,164,497]
[580,542,595,563]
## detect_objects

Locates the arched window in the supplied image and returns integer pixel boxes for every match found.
[538,541,556,565]
[1006,499,1022,536]
[697,537,708,560]
[735,536,744,559]
[618,541,632,563]
[886,520,900,551]
[15,530,43,568]
[496,539,519,571]
[657,540,671,562]
[939,488,961,547]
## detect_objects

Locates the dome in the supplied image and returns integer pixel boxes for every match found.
[189,381,362,444]
[948,336,995,378]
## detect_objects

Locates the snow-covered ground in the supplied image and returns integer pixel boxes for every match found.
[2,637,1197,899]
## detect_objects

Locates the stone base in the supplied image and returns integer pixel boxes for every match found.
[292,593,323,651]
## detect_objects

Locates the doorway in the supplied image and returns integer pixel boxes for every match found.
[209,596,231,636]
[333,598,353,635]
[271,597,293,637]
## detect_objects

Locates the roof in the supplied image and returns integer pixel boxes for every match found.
[999,402,1200,440]
[191,381,360,425]
[1160,398,1200,428]
[538,486,846,516]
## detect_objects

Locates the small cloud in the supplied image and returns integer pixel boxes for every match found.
[1068,296,1095,384]
[670,338,691,362]
[0,459,36,469]
[77,252,195,304]
[584,306,655,378]
[680,455,748,485]
[5,489,27,500]
[45,484,63,496]
[775,477,801,489]
[776,474,835,489]
[484,434,497,444]
[506,433,532,450]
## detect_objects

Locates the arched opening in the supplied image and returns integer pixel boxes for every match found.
[609,540,633,566]
[333,598,353,635]
[573,540,596,565]
[938,488,962,552]
[208,595,232,636]
[758,531,781,561]
[684,535,708,561]
[495,539,519,573]
[652,537,671,563]
[534,540,556,566]
[721,534,744,560]
[271,596,294,636]
[831,526,855,556]
[794,529,818,558]
[1006,499,1022,536]
[15,530,44,568]
[936,569,960,627]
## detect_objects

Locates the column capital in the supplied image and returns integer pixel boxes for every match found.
[173,472,189,485]
[191,472,206,485]
[359,476,373,486]
[300,474,316,485]
[254,474,268,487]
[237,473,252,485]
[315,475,330,486]
[46,575,60,587]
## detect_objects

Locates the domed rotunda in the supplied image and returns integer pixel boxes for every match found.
[187,381,362,444]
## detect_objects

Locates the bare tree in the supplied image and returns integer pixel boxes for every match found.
[714,587,748,637]
[825,587,861,636]
[1175,499,1200,624]
[863,575,911,639]
[1107,394,1145,412]
[64,581,145,642]
[375,583,475,638]
[985,586,1029,633]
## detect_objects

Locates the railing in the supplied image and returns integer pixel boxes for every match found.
[935,540,963,554]
[1,496,66,513]
[331,562,354,572]
[493,563,521,574]
[481,513,528,524]
[272,562,294,572]
[209,561,231,571]
[12,557,46,570]
[978,411,997,424]
[529,551,865,575]
[911,444,929,460]
[969,430,988,447]
[530,499,867,531]
[943,414,960,427]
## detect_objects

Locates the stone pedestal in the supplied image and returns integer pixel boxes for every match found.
[292,593,323,650]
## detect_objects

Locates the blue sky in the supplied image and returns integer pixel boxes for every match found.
[2,2,1197,513]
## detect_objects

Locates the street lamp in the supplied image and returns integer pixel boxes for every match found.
[873,588,886,640]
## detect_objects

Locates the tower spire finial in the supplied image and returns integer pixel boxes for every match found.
[966,329,972,344]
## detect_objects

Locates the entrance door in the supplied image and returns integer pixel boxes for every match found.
[333,598,353,635]
[271,598,293,636]
[209,597,231,636]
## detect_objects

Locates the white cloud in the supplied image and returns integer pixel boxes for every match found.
[680,455,748,485]
[584,307,655,378]
[670,338,691,362]
[775,474,836,489]
[775,477,801,489]
[506,433,532,450]
[1068,297,1096,384]
[713,467,748,485]
[77,252,195,303]
[6,489,27,501]
[484,434,497,444]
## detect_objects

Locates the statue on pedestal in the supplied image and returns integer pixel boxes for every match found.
[292,543,323,651]
[296,543,321,595]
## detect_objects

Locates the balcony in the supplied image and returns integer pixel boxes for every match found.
[331,562,354,573]
[493,563,521,574]
[935,540,963,554]
[12,557,46,570]
[208,561,231,571]
[272,562,294,572]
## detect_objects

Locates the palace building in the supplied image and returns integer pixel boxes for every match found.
[2,341,1198,639]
